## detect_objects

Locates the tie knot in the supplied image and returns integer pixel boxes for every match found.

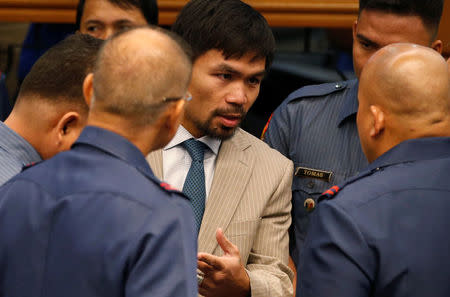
[182,138,206,162]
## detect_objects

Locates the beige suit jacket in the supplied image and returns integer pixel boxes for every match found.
[146,128,294,296]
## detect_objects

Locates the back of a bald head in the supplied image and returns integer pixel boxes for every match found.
[92,26,192,125]
[360,43,450,136]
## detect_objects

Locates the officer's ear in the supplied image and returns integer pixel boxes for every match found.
[83,73,94,107]
[152,99,185,150]
[163,99,185,138]
[369,105,385,138]
[55,111,86,152]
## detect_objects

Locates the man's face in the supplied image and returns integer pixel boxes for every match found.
[183,49,266,139]
[79,0,147,40]
[353,9,432,79]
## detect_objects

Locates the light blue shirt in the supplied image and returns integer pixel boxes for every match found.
[0,121,41,186]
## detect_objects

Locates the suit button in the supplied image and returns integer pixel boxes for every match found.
[304,198,316,212]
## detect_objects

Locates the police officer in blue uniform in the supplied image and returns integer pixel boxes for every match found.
[262,0,445,265]
[0,27,198,297]
[298,43,450,297]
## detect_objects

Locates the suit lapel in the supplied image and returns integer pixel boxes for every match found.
[146,149,163,179]
[198,130,255,254]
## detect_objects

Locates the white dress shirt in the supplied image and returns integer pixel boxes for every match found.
[162,125,221,200]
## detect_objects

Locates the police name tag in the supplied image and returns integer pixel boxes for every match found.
[295,166,333,182]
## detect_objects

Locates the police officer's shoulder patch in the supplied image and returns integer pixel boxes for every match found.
[286,81,348,104]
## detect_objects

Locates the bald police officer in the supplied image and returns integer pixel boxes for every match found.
[0,27,197,297]
[298,43,450,297]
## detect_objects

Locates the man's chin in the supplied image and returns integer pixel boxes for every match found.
[207,125,238,140]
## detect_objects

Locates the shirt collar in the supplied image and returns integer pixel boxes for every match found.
[338,79,359,126]
[164,125,221,155]
[0,121,41,165]
[368,137,450,171]
[74,126,154,178]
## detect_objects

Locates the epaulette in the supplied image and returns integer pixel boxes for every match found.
[285,80,349,104]
[318,185,341,202]
[21,161,41,172]
[318,166,381,203]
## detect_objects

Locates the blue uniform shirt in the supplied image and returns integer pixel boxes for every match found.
[0,126,198,297]
[263,79,368,263]
[298,137,450,297]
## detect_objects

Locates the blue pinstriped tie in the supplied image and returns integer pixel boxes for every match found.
[182,139,206,232]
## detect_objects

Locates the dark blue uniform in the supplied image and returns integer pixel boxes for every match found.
[298,137,450,297]
[263,79,368,264]
[0,126,198,297]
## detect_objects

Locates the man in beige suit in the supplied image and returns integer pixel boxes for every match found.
[146,0,293,296]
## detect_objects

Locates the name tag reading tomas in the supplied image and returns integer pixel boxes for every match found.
[295,166,333,182]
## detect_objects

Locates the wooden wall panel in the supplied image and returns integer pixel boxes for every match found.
[0,0,448,54]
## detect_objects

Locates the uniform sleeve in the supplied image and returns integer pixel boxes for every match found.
[246,158,294,297]
[125,196,198,297]
[262,101,291,157]
[297,201,374,297]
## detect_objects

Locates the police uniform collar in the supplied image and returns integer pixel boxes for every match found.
[74,126,155,179]
[338,79,359,127]
[368,137,450,171]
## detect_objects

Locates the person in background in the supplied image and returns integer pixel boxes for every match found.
[0,26,198,297]
[147,1,294,296]
[263,0,444,272]
[16,0,158,108]
[77,0,158,39]
[298,42,450,297]
[0,34,102,186]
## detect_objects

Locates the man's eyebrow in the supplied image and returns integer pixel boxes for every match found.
[113,19,136,25]
[216,64,266,77]
[356,33,379,47]
[84,20,102,24]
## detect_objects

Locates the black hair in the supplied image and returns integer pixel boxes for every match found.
[172,0,275,70]
[359,0,444,37]
[18,34,103,110]
[76,0,158,28]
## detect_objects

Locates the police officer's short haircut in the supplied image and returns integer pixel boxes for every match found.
[76,0,158,28]
[359,0,444,38]
[92,26,193,125]
[172,0,275,70]
[18,34,103,110]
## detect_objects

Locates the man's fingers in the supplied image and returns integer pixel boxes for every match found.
[198,252,225,270]
[197,259,214,274]
[215,228,238,255]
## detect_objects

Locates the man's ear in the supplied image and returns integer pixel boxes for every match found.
[83,73,94,107]
[165,99,186,136]
[352,20,358,42]
[369,105,385,138]
[431,39,443,54]
[55,111,84,150]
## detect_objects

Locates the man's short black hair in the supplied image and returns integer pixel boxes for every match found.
[18,34,103,109]
[359,0,444,37]
[172,0,275,70]
[76,0,158,28]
